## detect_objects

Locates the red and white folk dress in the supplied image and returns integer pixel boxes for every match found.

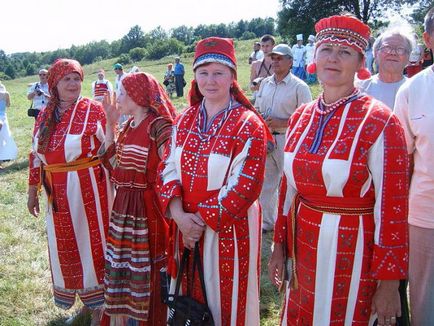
[159,102,267,326]
[274,95,409,325]
[29,98,113,309]
[101,113,172,324]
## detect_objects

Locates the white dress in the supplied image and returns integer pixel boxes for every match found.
[0,94,18,161]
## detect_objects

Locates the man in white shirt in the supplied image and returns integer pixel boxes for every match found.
[291,34,306,80]
[358,24,414,326]
[255,44,312,232]
[248,41,264,64]
[113,63,127,96]
[27,69,50,119]
[92,69,113,102]
[113,63,128,125]
[394,7,434,325]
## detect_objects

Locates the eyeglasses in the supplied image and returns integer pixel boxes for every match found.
[39,74,47,76]
[379,46,408,55]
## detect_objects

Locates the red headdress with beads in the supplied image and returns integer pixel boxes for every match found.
[315,15,371,54]
[188,37,254,109]
[307,15,372,79]
[188,37,274,143]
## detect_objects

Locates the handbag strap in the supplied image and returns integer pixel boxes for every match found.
[173,246,191,300]
[193,242,210,307]
[172,243,209,307]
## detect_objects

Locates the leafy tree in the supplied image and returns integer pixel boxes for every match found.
[129,47,147,61]
[4,64,16,79]
[146,38,183,60]
[171,25,195,45]
[121,25,147,53]
[110,39,122,57]
[248,18,275,37]
[215,23,229,37]
[241,31,257,40]
[148,26,168,42]
[235,20,248,38]
[25,63,37,76]
[277,0,421,41]
[118,53,131,65]
[411,0,434,25]
[193,24,211,39]
[0,72,10,80]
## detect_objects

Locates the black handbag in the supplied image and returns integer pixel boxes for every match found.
[163,79,170,86]
[27,103,40,118]
[167,243,214,326]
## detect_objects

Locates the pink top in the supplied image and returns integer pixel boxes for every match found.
[395,66,434,228]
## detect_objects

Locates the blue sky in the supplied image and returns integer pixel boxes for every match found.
[3,0,280,54]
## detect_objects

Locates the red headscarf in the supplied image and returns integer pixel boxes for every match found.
[122,72,177,120]
[38,58,84,153]
[188,37,254,110]
[188,36,273,143]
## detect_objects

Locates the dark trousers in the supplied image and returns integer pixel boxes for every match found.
[398,279,410,326]
[174,74,184,97]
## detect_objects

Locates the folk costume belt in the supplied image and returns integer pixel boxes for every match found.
[40,157,102,208]
[287,194,374,290]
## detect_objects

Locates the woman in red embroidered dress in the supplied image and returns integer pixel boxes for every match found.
[158,37,270,326]
[268,15,409,326]
[99,72,176,325]
[27,59,113,324]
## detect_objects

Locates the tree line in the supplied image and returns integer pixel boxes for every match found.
[0,17,275,80]
[278,0,432,44]
[1,0,432,80]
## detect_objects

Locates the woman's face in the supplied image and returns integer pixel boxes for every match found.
[56,72,82,102]
[315,43,363,88]
[195,62,234,102]
[116,83,139,115]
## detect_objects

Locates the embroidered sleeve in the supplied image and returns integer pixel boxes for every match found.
[158,124,182,215]
[196,116,267,232]
[98,142,117,171]
[149,116,173,158]
[28,111,47,186]
[368,114,409,280]
[28,152,42,186]
[274,174,289,244]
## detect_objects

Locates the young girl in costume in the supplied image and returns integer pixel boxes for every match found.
[100,72,176,325]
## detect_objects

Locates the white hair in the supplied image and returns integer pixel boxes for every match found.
[373,19,416,57]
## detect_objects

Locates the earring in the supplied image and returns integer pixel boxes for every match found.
[306,63,316,74]
[356,67,371,80]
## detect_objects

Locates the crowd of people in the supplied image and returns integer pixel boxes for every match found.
[0,6,433,326]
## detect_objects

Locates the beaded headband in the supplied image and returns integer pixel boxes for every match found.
[193,53,236,70]
[315,15,371,54]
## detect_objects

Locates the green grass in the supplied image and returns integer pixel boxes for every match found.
[0,39,321,325]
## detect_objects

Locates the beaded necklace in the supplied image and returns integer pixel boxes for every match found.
[316,88,360,115]
[197,98,232,142]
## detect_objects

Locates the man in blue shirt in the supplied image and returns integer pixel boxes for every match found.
[174,56,185,97]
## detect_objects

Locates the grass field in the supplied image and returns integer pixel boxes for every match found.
[0,39,321,325]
